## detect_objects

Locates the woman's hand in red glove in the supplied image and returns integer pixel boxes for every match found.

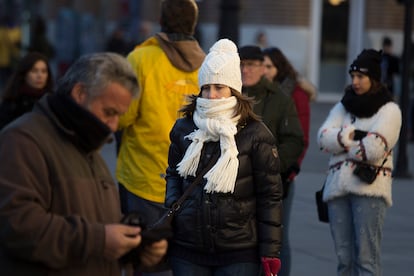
[261,257,281,276]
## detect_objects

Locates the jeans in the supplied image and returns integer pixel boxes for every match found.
[170,256,261,276]
[328,194,387,276]
[118,184,173,276]
[278,181,295,276]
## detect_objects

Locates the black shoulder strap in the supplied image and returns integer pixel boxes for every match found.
[171,144,220,211]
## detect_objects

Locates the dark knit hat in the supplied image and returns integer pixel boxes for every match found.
[349,49,382,82]
[238,45,264,61]
[160,0,198,36]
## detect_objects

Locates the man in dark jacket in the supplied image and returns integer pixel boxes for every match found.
[239,46,304,183]
[0,53,167,275]
[239,45,304,276]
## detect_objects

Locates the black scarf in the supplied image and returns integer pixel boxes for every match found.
[47,94,112,153]
[340,86,394,118]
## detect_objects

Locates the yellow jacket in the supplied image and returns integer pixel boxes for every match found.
[116,33,205,203]
[0,27,21,67]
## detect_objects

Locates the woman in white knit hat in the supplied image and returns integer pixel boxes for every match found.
[165,38,282,276]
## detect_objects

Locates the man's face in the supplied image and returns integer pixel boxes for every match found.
[240,59,265,87]
[72,82,133,132]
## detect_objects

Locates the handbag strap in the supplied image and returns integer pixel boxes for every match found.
[170,144,220,213]
[373,150,392,174]
[333,150,392,172]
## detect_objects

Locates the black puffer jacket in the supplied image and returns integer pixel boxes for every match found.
[165,117,282,258]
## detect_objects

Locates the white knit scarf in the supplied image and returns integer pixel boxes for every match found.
[177,96,240,193]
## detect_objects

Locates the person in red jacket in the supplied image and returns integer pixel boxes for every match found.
[263,47,317,276]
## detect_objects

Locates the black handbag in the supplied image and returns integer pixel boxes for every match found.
[353,163,378,184]
[353,153,389,184]
[315,182,329,223]
[120,147,220,265]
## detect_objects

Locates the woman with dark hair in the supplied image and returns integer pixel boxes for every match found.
[165,39,282,276]
[262,46,315,276]
[318,49,401,275]
[0,52,54,129]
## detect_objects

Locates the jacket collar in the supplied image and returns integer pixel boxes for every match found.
[36,94,112,153]
[154,33,205,72]
[242,76,279,98]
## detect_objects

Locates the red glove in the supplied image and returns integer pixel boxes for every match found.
[261,257,281,276]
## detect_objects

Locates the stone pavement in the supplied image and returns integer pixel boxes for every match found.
[101,100,414,276]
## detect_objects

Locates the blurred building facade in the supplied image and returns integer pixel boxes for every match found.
[0,0,409,95]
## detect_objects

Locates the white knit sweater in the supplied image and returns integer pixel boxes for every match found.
[317,101,401,206]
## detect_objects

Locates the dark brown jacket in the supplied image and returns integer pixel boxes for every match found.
[0,95,123,275]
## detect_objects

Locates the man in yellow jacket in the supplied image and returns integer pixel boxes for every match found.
[116,2,205,273]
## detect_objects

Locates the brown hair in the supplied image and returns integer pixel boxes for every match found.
[2,52,54,101]
[180,89,260,126]
[263,47,298,83]
[369,79,385,93]
[160,0,198,36]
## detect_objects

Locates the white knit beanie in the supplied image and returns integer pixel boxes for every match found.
[198,38,242,93]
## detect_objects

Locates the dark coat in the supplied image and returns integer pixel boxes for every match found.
[0,95,39,130]
[0,95,122,276]
[165,116,282,259]
[242,77,304,175]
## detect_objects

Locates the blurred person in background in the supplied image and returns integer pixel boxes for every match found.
[0,15,21,90]
[255,31,268,49]
[0,52,54,130]
[239,45,303,275]
[105,25,130,154]
[116,0,205,275]
[106,26,130,56]
[262,47,316,276]
[28,16,55,60]
[239,45,304,192]
[380,36,400,96]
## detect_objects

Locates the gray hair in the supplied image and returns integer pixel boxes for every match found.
[56,52,139,99]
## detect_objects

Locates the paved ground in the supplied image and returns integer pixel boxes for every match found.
[101,100,414,276]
